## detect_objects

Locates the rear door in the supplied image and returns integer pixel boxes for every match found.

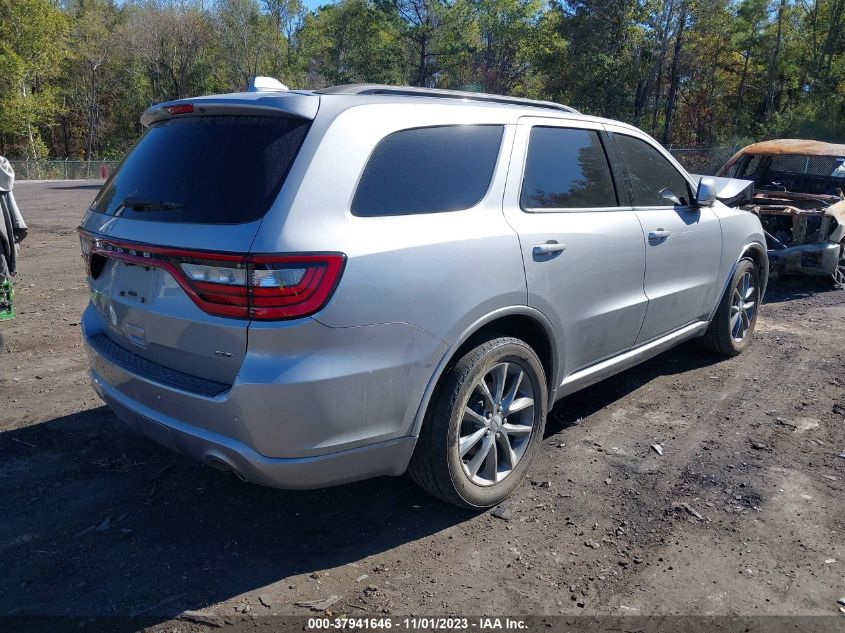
[606,128,722,344]
[502,117,648,377]
[80,111,312,384]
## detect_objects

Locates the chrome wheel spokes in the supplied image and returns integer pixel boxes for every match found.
[730,270,757,342]
[833,263,845,287]
[458,362,535,486]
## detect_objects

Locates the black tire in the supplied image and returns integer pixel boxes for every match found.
[409,336,548,509]
[698,258,760,356]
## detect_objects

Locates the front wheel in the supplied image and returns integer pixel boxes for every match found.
[409,337,548,509]
[698,258,760,356]
[833,258,845,288]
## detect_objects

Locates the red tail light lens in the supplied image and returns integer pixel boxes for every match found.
[78,231,345,320]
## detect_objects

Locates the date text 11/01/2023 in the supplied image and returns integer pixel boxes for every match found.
[307,617,528,630]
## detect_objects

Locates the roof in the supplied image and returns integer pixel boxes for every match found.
[317,84,579,115]
[144,82,625,130]
[734,139,845,158]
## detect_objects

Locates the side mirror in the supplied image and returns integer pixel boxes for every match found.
[696,177,718,207]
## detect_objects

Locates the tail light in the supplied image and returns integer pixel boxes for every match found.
[78,231,345,320]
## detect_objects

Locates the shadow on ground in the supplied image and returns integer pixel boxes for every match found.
[548,341,722,434]
[54,184,104,191]
[761,275,839,304]
[0,407,472,628]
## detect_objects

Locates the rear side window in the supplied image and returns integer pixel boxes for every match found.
[521,127,617,209]
[91,115,310,224]
[351,125,503,217]
[770,154,845,177]
[733,154,764,179]
[612,133,692,207]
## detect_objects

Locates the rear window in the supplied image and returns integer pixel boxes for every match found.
[91,115,310,224]
[351,125,503,217]
[520,127,617,209]
[769,154,845,177]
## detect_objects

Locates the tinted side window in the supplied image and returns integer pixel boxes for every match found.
[612,133,692,206]
[351,125,503,216]
[520,127,617,209]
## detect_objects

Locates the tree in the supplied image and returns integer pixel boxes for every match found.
[661,0,688,145]
[465,0,550,95]
[129,0,215,102]
[0,0,68,159]
[214,0,279,91]
[262,0,306,78]
[3,0,845,160]
[298,0,405,87]
[546,0,641,118]
[61,0,124,160]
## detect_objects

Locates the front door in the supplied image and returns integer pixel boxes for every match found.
[606,129,722,343]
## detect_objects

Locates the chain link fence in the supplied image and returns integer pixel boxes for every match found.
[8,160,120,181]
[668,147,738,176]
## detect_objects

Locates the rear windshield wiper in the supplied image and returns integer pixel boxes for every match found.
[114,196,184,214]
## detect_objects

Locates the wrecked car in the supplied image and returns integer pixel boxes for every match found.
[716,139,845,285]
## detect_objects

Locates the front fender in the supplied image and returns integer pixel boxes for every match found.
[707,239,768,323]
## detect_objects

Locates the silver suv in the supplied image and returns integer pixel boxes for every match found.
[79,81,768,508]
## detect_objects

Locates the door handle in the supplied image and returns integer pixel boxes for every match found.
[648,229,671,241]
[533,242,567,256]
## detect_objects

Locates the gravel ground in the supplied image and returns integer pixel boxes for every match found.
[1,181,844,629]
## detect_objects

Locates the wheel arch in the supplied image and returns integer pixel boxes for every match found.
[708,240,768,323]
[409,307,559,437]
[741,241,769,297]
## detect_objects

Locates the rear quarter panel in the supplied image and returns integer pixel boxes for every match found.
[252,103,528,342]
[250,102,528,441]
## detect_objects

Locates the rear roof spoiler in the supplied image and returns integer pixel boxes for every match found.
[140,91,319,128]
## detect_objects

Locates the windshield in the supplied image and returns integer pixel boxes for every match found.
[91,115,310,224]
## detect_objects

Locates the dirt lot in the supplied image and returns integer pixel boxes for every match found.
[1,181,844,629]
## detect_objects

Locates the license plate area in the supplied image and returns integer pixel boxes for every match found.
[112,261,156,305]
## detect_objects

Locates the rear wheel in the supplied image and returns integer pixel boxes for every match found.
[698,258,760,356]
[409,337,548,509]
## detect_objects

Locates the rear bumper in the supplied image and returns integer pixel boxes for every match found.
[92,369,416,489]
[82,304,444,488]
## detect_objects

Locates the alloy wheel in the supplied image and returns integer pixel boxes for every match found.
[833,261,845,288]
[458,362,536,486]
[730,269,757,342]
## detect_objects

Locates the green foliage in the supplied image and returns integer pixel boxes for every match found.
[0,0,68,158]
[0,0,843,159]
[298,0,405,86]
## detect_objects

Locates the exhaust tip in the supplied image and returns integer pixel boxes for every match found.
[205,455,247,482]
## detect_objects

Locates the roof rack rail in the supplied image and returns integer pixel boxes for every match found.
[317,84,579,114]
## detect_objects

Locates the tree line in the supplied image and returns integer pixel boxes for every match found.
[0,0,843,161]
